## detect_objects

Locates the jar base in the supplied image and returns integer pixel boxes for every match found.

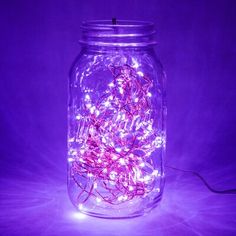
[74,195,162,219]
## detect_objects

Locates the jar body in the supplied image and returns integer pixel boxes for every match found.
[68,46,166,218]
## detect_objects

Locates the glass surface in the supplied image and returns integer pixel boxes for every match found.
[68,20,166,218]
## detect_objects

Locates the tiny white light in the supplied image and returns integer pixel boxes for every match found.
[132,59,139,69]
[118,196,123,201]
[96,197,101,203]
[67,157,74,162]
[144,175,151,182]
[95,110,100,116]
[129,186,134,191]
[147,92,152,97]
[116,147,121,153]
[152,170,159,176]
[85,94,90,100]
[87,173,93,177]
[102,137,106,143]
[139,162,145,167]
[116,114,121,121]
[118,195,128,201]
[68,137,75,142]
[78,204,83,210]
[119,158,125,165]
[119,88,124,94]
[104,101,110,107]
[90,106,95,114]
[94,182,97,189]
[134,97,139,103]
[108,82,115,88]
[137,71,144,76]
[147,124,152,131]
[80,149,85,154]
[86,103,92,109]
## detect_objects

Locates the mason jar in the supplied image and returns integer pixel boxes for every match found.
[68,20,166,219]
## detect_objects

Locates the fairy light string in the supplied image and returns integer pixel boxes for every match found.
[70,64,162,206]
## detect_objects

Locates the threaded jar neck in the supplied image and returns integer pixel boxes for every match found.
[80,20,157,48]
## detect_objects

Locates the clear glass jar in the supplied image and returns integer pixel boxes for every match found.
[68,20,166,219]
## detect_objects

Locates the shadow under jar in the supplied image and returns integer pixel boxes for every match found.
[68,20,166,219]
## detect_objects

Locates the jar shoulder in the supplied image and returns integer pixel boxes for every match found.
[70,49,165,80]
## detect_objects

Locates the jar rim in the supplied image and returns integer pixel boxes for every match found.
[81,20,154,28]
[80,20,157,47]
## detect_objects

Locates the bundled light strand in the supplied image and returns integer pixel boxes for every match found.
[69,64,162,206]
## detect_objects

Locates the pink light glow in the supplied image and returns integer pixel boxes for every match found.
[70,64,161,206]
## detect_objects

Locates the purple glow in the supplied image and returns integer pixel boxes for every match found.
[69,64,163,208]
[1,0,236,235]
[0,170,236,235]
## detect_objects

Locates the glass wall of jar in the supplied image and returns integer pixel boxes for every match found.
[68,20,166,219]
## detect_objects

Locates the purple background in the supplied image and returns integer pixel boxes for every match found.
[1,0,236,235]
